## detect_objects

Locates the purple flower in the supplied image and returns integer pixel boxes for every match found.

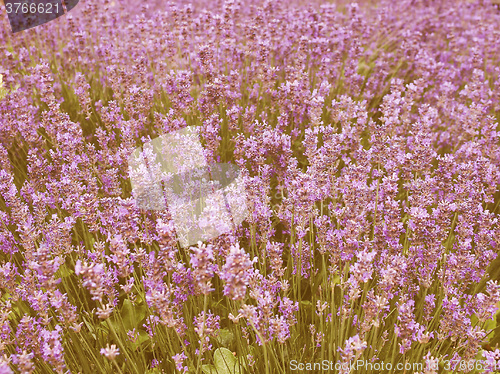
[219,242,256,300]
[100,344,120,360]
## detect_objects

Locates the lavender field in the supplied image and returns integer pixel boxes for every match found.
[1,0,500,373]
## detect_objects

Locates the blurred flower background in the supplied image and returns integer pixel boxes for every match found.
[1,0,500,373]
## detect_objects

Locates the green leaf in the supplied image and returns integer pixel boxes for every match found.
[121,299,147,331]
[216,328,235,347]
[202,364,220,374]
[485,316,497,332]
[214,348,244,374]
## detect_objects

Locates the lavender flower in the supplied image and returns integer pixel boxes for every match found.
[100,344,120,360]
[219,242,256,300]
